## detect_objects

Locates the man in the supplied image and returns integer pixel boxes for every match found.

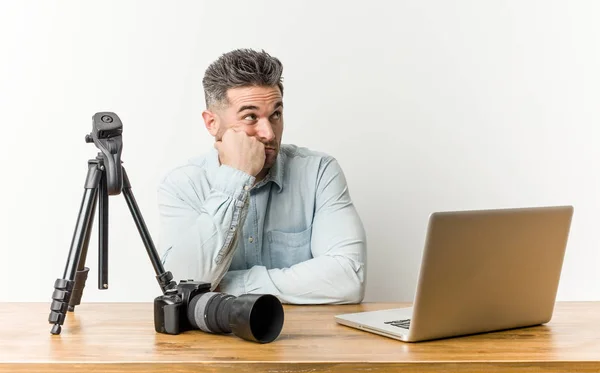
[158,49,366,304]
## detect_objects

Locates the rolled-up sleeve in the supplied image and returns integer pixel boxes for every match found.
[158,165,255,290]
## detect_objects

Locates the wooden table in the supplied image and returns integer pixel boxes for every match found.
[1,301,599,372]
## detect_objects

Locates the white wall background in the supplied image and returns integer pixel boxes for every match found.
[0,0,598,303]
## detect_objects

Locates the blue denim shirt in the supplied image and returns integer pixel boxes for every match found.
[157,144,367,304]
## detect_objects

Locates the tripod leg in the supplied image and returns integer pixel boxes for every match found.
[49,161,101,335]
[121,167,176,293]
[68,171,104,311]
[67,194,95,312]
[98,170,109,289]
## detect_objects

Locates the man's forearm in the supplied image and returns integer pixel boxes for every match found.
[218,251,366,304]
[158,165,254,289]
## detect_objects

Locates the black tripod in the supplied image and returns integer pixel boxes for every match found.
[48,112,176,335]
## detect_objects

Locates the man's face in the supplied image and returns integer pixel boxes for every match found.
[204,85,284,173]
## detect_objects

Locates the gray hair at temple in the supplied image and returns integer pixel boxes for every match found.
[202,48,284,109]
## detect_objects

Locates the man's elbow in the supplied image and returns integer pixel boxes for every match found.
[342,243,367,304]
[340,231,367,304]
[335,263,366,304]
[339,281,365,304]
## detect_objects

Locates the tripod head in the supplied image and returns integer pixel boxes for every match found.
[85,112,123,195]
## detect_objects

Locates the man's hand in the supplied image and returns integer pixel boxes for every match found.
[215,129,266,177]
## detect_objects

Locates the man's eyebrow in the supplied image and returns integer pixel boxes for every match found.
[237,105,259,113]
[237,102,283,113]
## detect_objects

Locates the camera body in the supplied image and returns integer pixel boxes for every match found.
[154,278,285,343]
[153,279,211,335]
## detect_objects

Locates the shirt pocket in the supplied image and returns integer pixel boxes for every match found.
[267,225,313,269]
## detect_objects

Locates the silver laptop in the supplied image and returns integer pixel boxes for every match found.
[335,205,574,342]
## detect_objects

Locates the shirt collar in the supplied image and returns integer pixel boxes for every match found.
[267,150,284,192]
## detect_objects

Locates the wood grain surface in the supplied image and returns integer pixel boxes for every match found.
[1,301,599,372]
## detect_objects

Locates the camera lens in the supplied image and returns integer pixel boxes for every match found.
[187,292,284,343]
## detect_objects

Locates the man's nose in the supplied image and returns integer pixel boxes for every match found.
[256,119,275,142]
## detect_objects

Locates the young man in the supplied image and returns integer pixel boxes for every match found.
[158,49,367,304]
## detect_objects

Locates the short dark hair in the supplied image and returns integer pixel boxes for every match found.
[202,48,284,109]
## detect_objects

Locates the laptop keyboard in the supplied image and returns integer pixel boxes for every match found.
[384,319,411,329]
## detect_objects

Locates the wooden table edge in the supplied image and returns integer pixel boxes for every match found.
[2,360,600,373]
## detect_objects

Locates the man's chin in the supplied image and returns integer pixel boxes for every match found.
[265,151,278,166]
[262,163,275,174]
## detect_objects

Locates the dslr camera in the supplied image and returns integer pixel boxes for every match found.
[154,279,284,343]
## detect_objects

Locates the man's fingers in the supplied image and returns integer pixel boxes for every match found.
[221,127,244,142]
[225,127,241,136]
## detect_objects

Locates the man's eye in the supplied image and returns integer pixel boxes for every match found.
[243,114,257,121]
[271,111,281,120]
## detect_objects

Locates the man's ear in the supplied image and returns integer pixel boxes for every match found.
[202,109,219,136]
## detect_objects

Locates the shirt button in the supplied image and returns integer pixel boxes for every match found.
[248,237,254,243]
[244,185,250,191]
